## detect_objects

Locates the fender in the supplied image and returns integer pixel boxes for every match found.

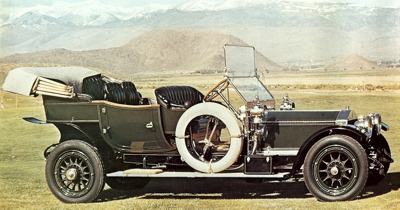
[23,117,98,151]
[291,125,366,175]
[54,123,95,144]
[24,117,98,145]
[23,117,48,124]
[369,134,393,163]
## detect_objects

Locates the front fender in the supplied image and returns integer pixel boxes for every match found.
[291,125,367,175]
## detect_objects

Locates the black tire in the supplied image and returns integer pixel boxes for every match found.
[303,135,368,201]
[367,135,391,185]
[106,177,150,191]
[45,140,105,203]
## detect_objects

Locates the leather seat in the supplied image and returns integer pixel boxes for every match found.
[155,86,204,109]
[82,75,142,105]
[155,86,204,134]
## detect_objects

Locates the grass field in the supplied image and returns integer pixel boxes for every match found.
[0,70,400,210]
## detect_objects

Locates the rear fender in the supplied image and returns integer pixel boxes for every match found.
[23,117,95,144]
[54,123,94,145]
[291,126,366,175]
[23,117,97,156]
[54,123,119,172]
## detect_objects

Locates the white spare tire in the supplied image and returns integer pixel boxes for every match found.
[175,102,243,173]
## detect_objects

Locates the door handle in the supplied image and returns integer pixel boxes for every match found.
[102,126,111,134]
[146,121,153,129]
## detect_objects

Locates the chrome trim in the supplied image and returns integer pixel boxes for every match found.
[47,120,99,123]
[335,109,350,126]
[381,122,389,131]
[23,117,48,124]
[259,148,299,156]
[263,120,334,126]
[335,119,348,126]
[145,121,153,129]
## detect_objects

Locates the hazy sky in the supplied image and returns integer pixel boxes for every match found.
[2,0,399,8]
[1,0,185,7]
[0,0,398,23]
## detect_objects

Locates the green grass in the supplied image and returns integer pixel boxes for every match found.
[0,82,400,209]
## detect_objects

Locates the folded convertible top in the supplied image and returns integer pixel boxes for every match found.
[2,67,99,96]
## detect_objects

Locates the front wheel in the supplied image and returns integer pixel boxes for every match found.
[45,140,105,203]
[303,135,368,201]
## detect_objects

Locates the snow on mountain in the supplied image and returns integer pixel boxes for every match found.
[177,0,346,12]
[3,0,400,27]
[12,11,61,27]
[87,13,120,26]
[2,0,171,26]
[57,12,120,26]
[1,0,399,63]
[178,0,400,11]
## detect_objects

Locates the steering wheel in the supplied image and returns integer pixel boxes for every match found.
[204,78,229,101]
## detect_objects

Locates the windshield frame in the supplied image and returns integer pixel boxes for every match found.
[227,77,274,103]
[223,44,275,104]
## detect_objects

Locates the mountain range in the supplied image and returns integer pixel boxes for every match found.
[326,54,380,70]
[0,30,281,76]
[1,0,399,64]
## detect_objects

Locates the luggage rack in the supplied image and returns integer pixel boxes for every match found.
[107,170,291,179]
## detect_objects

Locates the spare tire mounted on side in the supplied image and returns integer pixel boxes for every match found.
[175,102,243,173]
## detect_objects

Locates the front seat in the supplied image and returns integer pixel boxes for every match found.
[155,86,204,134]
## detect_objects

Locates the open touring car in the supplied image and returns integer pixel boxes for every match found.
[2,45,393,202]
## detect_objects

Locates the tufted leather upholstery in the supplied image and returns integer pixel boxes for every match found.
[155,86,204,109]
[121,81,142,105]
[82,75,142,105]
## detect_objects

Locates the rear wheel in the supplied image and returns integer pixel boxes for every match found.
[303,135,368,201]
[106,177,150,191]
[45,140,105,203]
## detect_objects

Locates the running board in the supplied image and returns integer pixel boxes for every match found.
[107,171,290,179]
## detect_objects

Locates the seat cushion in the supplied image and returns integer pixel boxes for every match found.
[121,81,142,105]
[155,86,204,108]
[82,74,106,100]
[82,75,142,105]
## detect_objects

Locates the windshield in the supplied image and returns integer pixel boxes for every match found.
[224,45,273,102]
[225,45,256,78]
[229,77,273,101]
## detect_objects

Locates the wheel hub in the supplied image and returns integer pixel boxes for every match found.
[330,166,339,176]
[65,168,78,181]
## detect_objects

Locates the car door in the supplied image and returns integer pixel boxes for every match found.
[98,102,172,153]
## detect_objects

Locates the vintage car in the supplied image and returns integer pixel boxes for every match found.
[2,45,393,203]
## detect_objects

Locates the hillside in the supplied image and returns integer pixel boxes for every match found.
[1,2,400,63]
[326,54,380,70]
[0,29,281,76]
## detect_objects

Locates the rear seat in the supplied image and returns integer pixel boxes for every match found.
[82,75,142,105]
